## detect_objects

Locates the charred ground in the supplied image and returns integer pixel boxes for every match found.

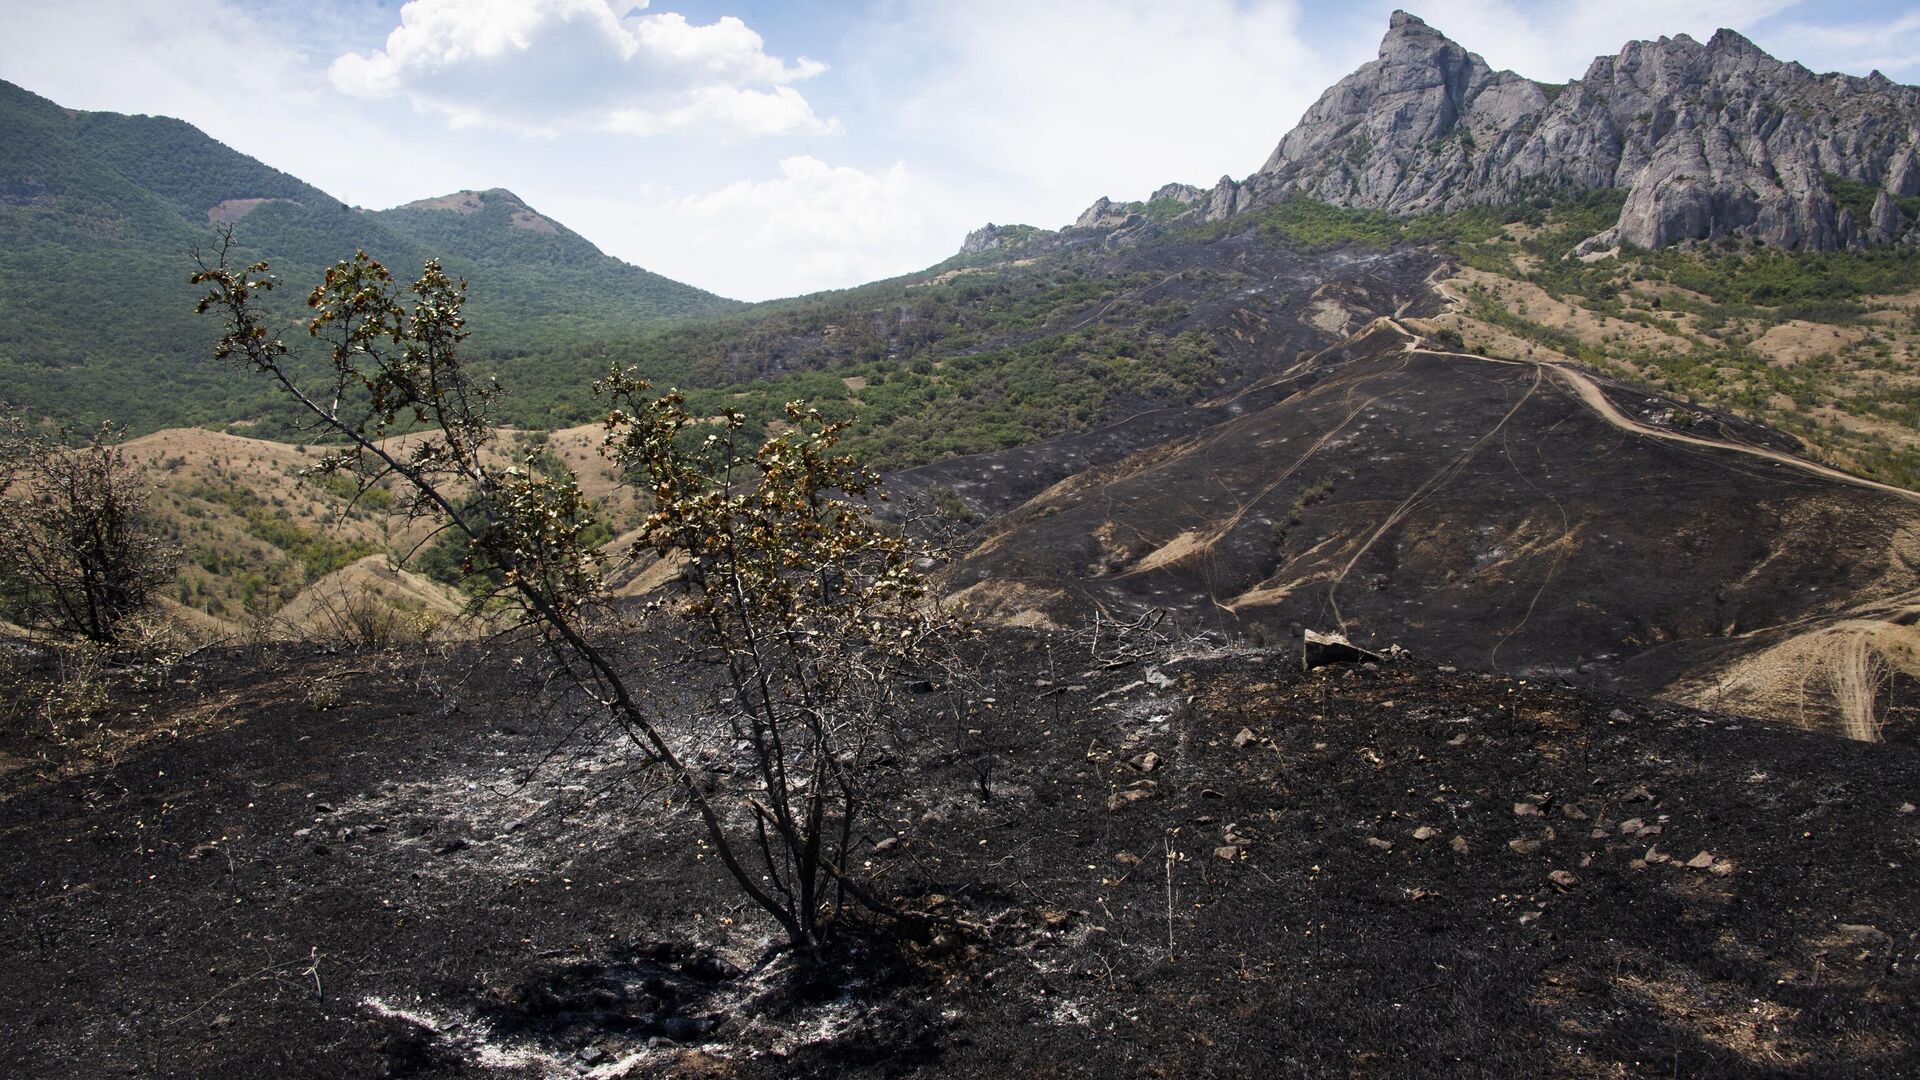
[2,630,1916,1078]
[922,311,1920,742]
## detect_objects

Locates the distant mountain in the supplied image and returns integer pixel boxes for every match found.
[1075,11,1920,253]
[0,79,735,433]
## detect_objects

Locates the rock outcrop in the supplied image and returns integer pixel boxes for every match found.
[960,223,1032,255]
[1071,11,1920,253]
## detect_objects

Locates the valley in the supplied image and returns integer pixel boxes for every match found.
[5,7,1920,1078]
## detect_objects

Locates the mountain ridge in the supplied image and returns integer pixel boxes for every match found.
[1056,10,1920,255]
[0,78,737,433]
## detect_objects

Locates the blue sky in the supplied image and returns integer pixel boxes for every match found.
[4,1,1917,300]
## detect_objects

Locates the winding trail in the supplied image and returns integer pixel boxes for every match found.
[1403,276,1920,505]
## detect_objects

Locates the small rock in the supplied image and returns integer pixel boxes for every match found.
[435,838,469,856]
[872,836,901,856]
[1040,909,1073,929]
[1107,788,1152,812]
[578,1047,606,1065]
[1129,751,1163,773]
[1411,826,1439,842]
[1450,835,1469,853]
[1214,844,1244,861]
[1608,709,1632,723]
[1559,804,1588,821]
[1514,802,1543,818]
[1509,838,1541,855]
[1618,818,1645,835]
[1446,733,1469,747]
[1114,851,1141,866]
[1645,846,1671,865]
[1233,728,1259,749]
[1900,802,1916,815]
[1686,851,1715,870]
[1548,869,1578,889]
[1366,836,1395,852]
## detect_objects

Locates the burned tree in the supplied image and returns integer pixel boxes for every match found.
[191,237,958,948]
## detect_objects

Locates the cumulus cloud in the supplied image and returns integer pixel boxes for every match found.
[329,0,834,137]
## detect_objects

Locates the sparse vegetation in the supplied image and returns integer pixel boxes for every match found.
[192,240,964,949]
[0,411,179,644]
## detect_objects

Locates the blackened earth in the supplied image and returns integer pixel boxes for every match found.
[1,631,1916,1077]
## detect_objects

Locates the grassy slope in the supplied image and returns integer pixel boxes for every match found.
[1412,200,1920,489]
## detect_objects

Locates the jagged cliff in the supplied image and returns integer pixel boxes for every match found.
[1073,11,1920,252]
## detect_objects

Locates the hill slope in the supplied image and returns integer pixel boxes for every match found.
[925,304,1920,741]
[0,79,734,434]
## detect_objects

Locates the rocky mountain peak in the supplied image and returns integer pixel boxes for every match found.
[1381,10,1456,51]
[1066,11,1920,255]
[1705,27,1764,56]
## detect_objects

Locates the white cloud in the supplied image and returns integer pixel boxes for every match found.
[878,0,1341,229]
[556,156,939,300]
[329,0,834,137]
[607,85,831,138]
[1761,10,1920,79]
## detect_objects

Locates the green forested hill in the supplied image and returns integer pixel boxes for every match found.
[0,79,736,433]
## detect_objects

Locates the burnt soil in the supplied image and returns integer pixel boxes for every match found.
[2,630,1917,1078]
[939,320,1920,739]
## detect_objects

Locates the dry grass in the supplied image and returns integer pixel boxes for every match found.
[945,579,1065,629]
[273,555,473,647]
[1681,619,1920,741]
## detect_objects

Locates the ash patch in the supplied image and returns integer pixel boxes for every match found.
[366,928,949,1078]
[322,730,670,886]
